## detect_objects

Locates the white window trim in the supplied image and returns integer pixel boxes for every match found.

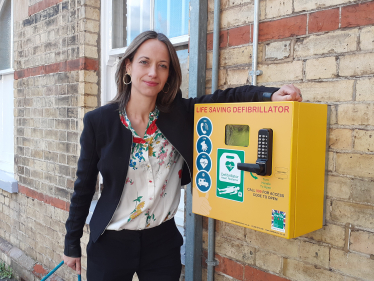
[0,69,14,75]
[0,0,17,194]
[0,0,6,13]
[0,0,14,73]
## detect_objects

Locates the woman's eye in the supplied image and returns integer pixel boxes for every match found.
[160,64,168,69]
[140,60,148,65]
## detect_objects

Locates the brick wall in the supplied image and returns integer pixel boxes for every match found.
[1,0,373,280]
[204,0,374,280]
[0,0,100,280]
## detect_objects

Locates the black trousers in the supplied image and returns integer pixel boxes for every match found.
[86,218,183,281]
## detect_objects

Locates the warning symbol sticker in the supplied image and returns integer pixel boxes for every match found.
[196,137,212,155]
[196,171,212,193]
[216,149,244,202]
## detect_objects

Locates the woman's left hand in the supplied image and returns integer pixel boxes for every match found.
[271,84,302,102]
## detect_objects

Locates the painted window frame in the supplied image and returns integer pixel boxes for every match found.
[0,0,14,75]
[0,0,17,194]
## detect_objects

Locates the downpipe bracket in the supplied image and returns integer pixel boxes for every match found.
[206,259,220,267]
[249,70,263,76]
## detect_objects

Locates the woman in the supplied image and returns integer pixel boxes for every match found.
[63,31,302,281]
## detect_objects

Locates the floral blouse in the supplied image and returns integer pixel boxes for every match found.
[106,107,184,230]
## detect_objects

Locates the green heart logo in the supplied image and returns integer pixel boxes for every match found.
[225,161,235,172]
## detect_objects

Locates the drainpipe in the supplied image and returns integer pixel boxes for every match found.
[207,0,221,280]
[186,0,207,280]
[250,0,263,86]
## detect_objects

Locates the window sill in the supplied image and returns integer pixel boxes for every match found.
[0,68,15,75]
[0,170,18,193]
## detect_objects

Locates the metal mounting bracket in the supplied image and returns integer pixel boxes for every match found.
[249,70,263,76]
[205,259,219,267]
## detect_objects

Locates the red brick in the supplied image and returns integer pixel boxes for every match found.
[51,197,67,210]
[18,184,27,194]
[39,1,46,12]
[309,8,339,33]
[216,254,244,280]
[341,2,374,28]
[18,185,69,211]
[59,61,68,72]
[207,30,228,50]
[15,58,98,80]
[36,192,45,202]
[68,59,81,71]
[28,5,35,16]
[228,25,251,47]
[29,0,63,16]
[29,66,42,77]
[81,58,100,71]
[244,266,290,281]
[28,188,38,199]
[45,63,60,75]
[23,68,32,78]
[32,264,48,279]
[14,70,24,80]
[44,194,53,205]
[259,15,307,42]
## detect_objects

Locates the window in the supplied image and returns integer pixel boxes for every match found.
[0,0,12,71]
[101,0,190,104]
[0,0,17,193]
[112,0,189,49]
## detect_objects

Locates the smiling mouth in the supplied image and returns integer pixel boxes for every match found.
[144,81,159,87]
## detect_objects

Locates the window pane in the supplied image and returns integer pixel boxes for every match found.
[112,0,127,48]
[112,0,189,49]
[112,0,151,48]
[0,0,11,70]
[127,0,151,44]
[154,0,189,38]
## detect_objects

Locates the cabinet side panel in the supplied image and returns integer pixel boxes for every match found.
[294,103,328,237]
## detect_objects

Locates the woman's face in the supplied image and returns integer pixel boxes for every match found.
[126,39,170,102]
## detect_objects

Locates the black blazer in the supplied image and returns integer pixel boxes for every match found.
[64,85,279,257]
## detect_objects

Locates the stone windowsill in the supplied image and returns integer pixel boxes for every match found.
[0,170,18,193]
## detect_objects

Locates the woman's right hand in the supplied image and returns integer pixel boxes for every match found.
[63,254,81,274]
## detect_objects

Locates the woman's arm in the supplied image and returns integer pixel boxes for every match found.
[271,84,303,102]
[189,85,280,105]
[64,112,99,259]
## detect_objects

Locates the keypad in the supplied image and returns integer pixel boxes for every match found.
[258,133,268,159]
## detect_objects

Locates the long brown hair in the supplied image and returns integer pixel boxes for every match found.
[111,31,182,112]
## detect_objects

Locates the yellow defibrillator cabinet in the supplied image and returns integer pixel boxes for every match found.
[192,102,328,239]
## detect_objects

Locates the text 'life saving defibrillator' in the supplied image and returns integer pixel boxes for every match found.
[192,102,328,239]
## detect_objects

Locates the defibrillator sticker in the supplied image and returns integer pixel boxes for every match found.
[271,210,286,233]
[216,149,244,202]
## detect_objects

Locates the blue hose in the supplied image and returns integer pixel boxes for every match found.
[40,261,81,281]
